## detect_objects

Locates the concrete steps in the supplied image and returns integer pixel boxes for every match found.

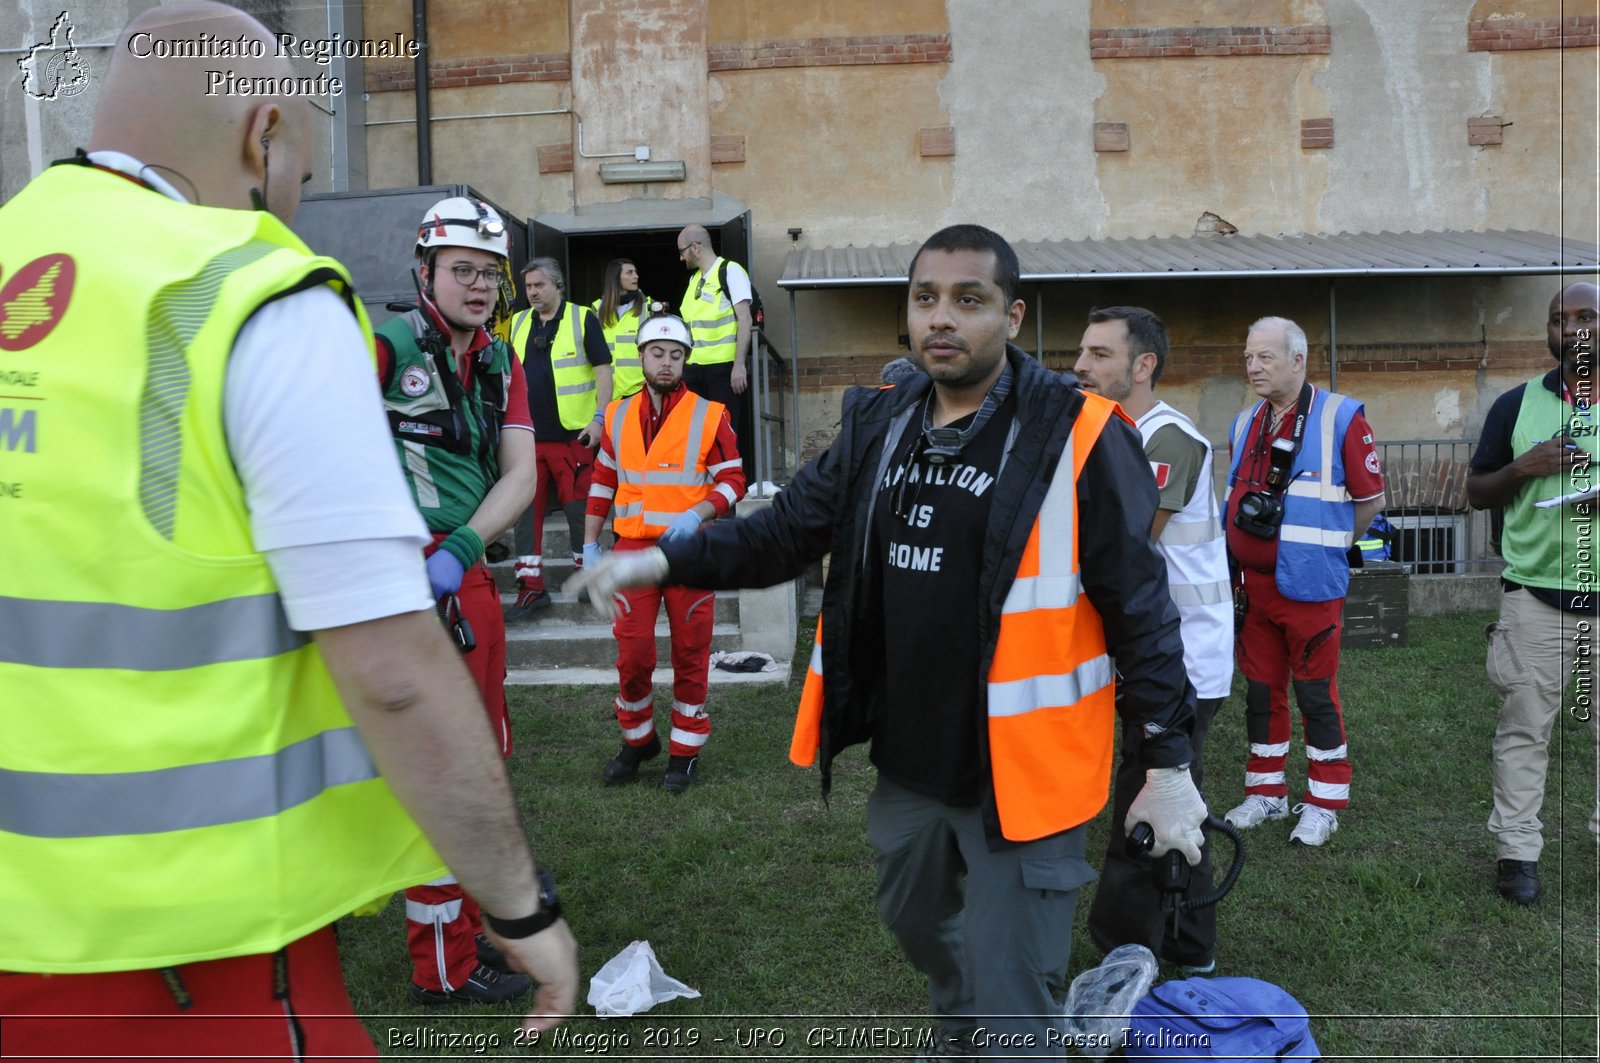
[487,515,792,687]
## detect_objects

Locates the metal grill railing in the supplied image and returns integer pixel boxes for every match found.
[1373,439,1501,576]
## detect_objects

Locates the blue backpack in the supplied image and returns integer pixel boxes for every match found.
[1127,977,1321,1061]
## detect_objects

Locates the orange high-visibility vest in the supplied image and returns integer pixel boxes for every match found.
[789,393,1124,842]
[606,390,726,539]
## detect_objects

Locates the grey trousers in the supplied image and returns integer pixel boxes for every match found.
[867,776,1096,1059]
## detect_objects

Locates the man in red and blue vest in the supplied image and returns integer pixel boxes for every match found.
[1222,316,1385,848]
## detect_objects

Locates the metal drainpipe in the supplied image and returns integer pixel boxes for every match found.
[790,288,801,480]
[1328,279,1338,392]
[1035,283,1044,359]
[413,0,431,184]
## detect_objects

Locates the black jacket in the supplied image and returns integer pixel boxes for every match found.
[662,346,1196,843]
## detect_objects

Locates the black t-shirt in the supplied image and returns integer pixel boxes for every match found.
[870,392,1016,805]
[521,300,611,444]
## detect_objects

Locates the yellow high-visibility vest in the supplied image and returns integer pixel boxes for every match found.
[681,258,740,366]
[593,295,648,398]
[511,301,599,429]
[0,162,444,974]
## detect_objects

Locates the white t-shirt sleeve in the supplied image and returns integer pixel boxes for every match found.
[225,286,432,631]
[723,260,753,306]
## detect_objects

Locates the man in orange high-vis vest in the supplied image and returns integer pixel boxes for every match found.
[584,314,746,793]
[575,226,1206,1059]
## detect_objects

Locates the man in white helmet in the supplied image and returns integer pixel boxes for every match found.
[583,313,745,792]
[374,196,539,1006]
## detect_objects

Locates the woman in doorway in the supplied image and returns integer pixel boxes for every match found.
[593,258,654,398]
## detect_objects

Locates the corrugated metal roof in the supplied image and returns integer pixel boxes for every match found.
[776,229,1599,289]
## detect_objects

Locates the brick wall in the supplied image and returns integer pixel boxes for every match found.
[1089,24,1332,59]
[367,52,571,93]
[708,32,951,71]
[1467,14,1599,52]
[792,341,1549,392]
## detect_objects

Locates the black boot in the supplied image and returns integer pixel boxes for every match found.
[1496,859,1540,906]
[602,733,660,784]
[663,754,699,793]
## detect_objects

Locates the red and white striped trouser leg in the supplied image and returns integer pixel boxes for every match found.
[663,584,715,757]
[613,575,661,745]
[404,874,483,992]
[1289,603,1351,811]
[1238,569,1293,799]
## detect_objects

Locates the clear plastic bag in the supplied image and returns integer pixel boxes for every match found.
[1059,943,1159,1059]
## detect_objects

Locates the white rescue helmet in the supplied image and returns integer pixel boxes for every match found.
[636,313,693,353]
[414,196,509,261]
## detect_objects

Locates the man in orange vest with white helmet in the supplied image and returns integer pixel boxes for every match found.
[574,225,1206,1057]
[583,313,746,793]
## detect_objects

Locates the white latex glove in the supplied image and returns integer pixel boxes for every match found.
[1125,765,1206,866]
[566,547,670,620]
[582,541,602,569]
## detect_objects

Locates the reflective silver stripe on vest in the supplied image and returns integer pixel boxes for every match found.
[608,393,636,450]
[555,380,597,395]
[987,654,1115,718]
[690,313,737,335]
[1003,434,1078,614]
[0,727,375,838]
[1280,524,1352,549]
[615,501,644,517]
[143,240,281,539]
[1168,580,1233,607]
[0,593,306,670]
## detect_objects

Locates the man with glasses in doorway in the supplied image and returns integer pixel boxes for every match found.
[505,258,614,619]
[676,225,753,458]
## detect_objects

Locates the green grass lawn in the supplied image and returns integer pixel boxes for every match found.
[338,611,1599,1059]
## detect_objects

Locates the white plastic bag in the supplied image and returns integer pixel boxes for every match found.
[586,940,701,1018]
[1059,943,1159,1059]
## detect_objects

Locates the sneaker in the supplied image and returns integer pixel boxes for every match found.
[1223,793,1289,830]
[1289,803,1338,846]
[663,754,698,793]
[1496,859,1541,906]
[1176,957,1216,977]
[409,963,531,1007]
[602,733,660,784]
[503,582,551,623]
[476,931,510,974]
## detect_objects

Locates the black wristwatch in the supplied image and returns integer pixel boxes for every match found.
[484,870,562,939]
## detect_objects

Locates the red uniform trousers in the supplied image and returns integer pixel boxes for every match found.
[0,926,375,1060]
[518,439,594,592]
[611,537,715,758]
[1236,567,1352,810]
[406,541,511,992]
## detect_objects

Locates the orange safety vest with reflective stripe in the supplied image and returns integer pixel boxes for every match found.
[606,389,726,539]
[789,394,1124,842]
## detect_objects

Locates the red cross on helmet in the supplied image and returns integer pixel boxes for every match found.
[414,196,509,260]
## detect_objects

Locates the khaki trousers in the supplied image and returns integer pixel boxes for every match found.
[1486,588,1600,860]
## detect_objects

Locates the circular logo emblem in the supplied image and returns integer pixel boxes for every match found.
[399,365,431,398]
[0,254,77,351]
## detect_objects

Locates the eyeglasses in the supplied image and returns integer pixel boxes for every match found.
[447,263,500,287]
[678,241,697,254]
